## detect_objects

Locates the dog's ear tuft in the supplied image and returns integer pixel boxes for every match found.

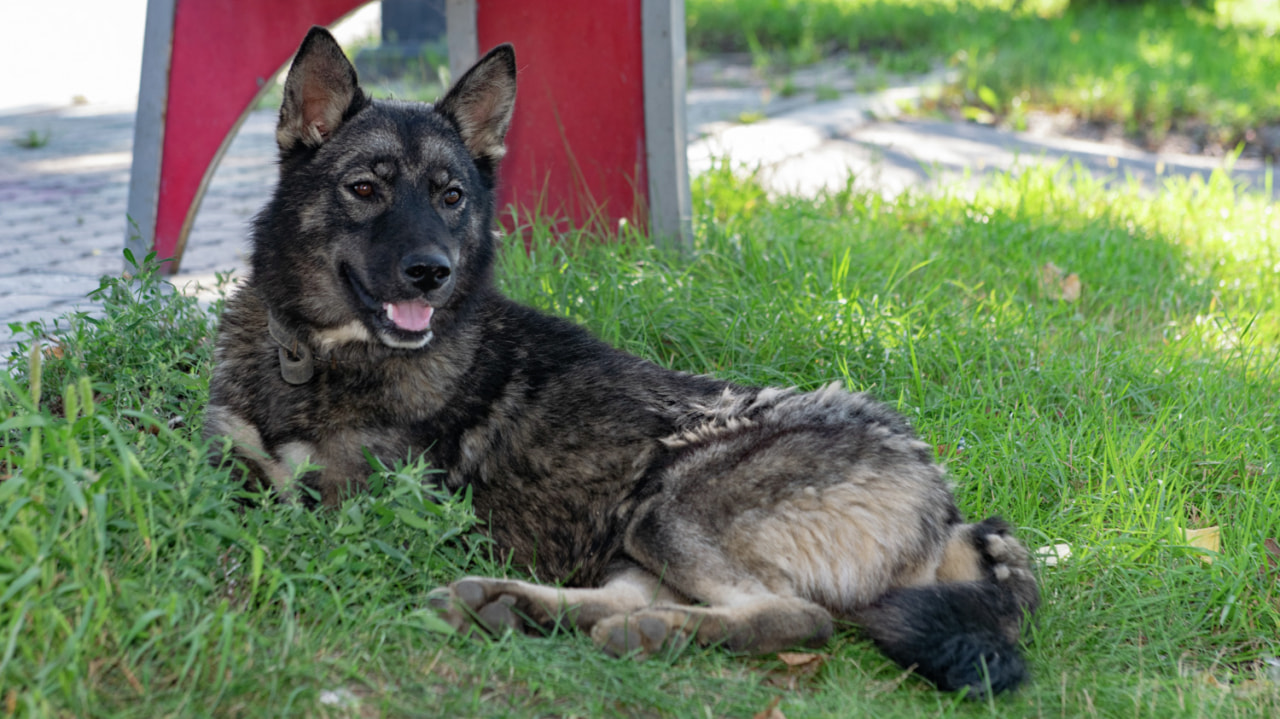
[277,27,366,152]
[436,44,517,176]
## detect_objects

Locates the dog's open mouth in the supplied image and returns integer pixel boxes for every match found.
[344,265,436,348]
[383,300,433,332]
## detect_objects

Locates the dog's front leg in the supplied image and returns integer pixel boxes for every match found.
[206,405,313,502]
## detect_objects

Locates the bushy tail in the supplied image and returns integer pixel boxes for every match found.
[854,517,1039,698]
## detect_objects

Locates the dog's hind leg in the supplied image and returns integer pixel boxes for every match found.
[589,511,837,658]
[428,565,686,638]
[591,591,834,659]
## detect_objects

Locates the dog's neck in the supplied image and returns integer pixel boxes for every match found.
[264,309,414,382]
[266,311,323,385]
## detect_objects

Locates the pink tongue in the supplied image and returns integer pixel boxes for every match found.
[384,301,434,332]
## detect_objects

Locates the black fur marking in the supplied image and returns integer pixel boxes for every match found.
[855,582,1028,698]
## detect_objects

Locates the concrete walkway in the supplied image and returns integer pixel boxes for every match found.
[2,55,1275,356]
[0,105,275,353]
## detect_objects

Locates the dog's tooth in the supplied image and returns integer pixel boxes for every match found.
[384,303,395,321]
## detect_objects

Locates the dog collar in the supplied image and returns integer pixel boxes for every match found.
[267,312,317,385]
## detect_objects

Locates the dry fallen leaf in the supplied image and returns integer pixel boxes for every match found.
[777,652,825,669]
[763,652,828,691]
[1036,543,1072,567]
[1264,538,1280,571]
[1059,272,1082,302]
[119,661,144,695]
[1039,262,1083,303]
[1184,526,1220,563]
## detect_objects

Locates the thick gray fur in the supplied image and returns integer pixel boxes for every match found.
[204,27,1040,697]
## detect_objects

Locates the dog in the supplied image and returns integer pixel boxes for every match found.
[204,27,1039,697]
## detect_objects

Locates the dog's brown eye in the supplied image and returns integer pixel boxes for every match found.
[351,182,375,198]
[443,188,463,206]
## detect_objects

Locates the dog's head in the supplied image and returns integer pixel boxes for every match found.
[251,27,516,351]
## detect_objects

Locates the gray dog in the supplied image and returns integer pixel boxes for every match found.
[204,27,1039,696]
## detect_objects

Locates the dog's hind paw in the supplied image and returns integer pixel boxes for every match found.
[427,578,533,637]
[972,521,1035,588]
[591,612,691,659]
[475,593,524,635]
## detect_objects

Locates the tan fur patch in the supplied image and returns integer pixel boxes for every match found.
[204,405,265,458]
[263,441,318,498]
[592,594,832,655]
[313,321,373,350]
[204,407,313,499]
[730,479,941,607]
[517,566,680,616]
[935,526,984,583]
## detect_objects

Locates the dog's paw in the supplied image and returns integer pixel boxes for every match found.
[970,520,1040,617]
[591,612,691,659]
[427,577,530,637]
[970,519,1032,577]
[978,532,1033,584]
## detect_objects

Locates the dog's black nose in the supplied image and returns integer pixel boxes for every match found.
[401,253,452,291]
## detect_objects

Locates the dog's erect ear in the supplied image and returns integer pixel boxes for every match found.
[276,27,365,152]
[436,44,517,174]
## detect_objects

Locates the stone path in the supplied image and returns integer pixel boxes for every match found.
[3,56,1275,356]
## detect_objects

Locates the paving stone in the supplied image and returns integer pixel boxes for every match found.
[0,273,106,297]
[0,292,77,314]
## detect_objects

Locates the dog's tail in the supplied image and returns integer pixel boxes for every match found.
[852,517,1039,698]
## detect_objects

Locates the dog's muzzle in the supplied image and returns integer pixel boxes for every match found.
[344,263,442,349]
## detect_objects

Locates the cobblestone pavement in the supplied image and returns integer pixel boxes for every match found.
[0,106,276,354]
[0,105,266,342]
[3,60,1276,356]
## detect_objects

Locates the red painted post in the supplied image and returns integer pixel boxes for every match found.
[157,0,366,269]
[477,0,649,235]
[128,0,367,272]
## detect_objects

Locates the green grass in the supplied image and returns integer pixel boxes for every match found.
[4,160,1280,716]
[12,130,50,150]
[687,0,1280,151]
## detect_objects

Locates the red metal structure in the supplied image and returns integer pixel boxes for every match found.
[126,0,690,272]
[480,0,645,232]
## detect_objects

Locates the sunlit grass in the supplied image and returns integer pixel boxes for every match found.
[688,0,1280,150]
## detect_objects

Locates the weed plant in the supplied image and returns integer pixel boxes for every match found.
[12,130,51,150]
[3,161,1279,715]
